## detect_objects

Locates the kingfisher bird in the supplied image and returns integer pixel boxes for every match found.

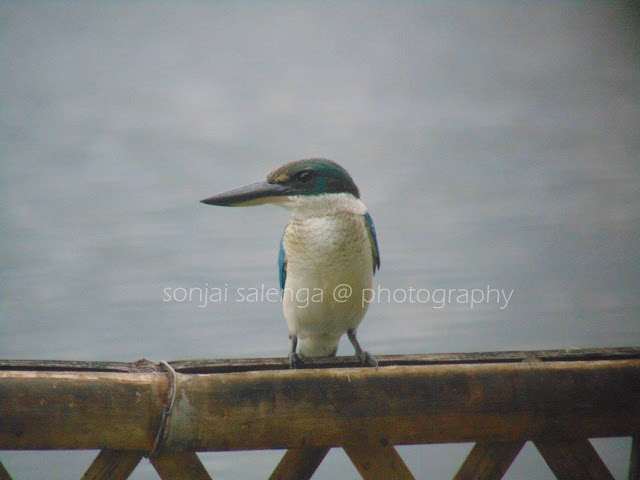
[201,159,380,368]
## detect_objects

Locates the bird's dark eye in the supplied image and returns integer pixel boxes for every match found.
[296,170,316,184]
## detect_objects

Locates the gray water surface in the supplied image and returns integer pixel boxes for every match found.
[2,2,639,479]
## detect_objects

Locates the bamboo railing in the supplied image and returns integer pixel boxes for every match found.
[1,347,639,479]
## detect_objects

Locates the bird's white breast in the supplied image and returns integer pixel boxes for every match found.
[280,194,374,356]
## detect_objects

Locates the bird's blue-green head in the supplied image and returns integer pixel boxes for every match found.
[201,158,360,207]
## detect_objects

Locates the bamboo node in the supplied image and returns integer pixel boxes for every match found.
[148,361,178,457]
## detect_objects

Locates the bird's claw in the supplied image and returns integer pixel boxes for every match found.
[289,352,304,369]
[358,351,379,369]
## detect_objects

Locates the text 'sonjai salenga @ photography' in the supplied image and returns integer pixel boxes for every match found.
[163,284,515,310]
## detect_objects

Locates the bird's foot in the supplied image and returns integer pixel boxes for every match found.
[289,352,304,369]
[357,351,379,369]
[347,328,378,369]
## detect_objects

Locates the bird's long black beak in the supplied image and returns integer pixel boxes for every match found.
[200,180,290,207]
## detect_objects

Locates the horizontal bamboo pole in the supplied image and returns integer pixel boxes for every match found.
[1,355,639,452]
[1,371,166,450]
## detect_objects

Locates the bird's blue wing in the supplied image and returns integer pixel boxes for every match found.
[278,233,287,291]
[364,212,380,274]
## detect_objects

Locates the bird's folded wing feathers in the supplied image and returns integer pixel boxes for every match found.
[278,233,287,291]
[364,212,380,273]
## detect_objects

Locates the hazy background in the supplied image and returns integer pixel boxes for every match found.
[1,2,639,478]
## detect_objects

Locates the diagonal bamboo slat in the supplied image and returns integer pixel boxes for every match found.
[0,461,12,480]
[270,446,330,480]
[630,436,640,480]
[453,441,526,480]
[344,443,415,480]
[81,450,144,480]
[534,440,615,480]
[149,452,212,480]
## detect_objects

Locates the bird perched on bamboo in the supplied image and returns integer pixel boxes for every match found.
[201,159,380,368]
